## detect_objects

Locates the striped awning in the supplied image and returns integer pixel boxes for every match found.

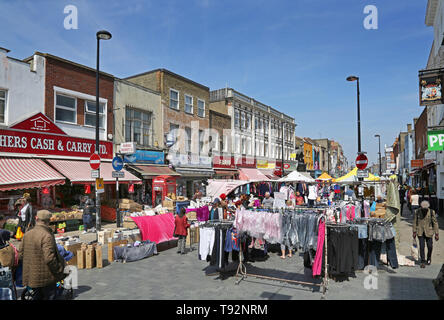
[128,164,181,178]
[238,168,270,181]
[47,159,141,184]
[0,157,66,192]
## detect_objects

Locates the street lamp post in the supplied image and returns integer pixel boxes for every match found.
[95,30,112,232]
[375,134,382,177]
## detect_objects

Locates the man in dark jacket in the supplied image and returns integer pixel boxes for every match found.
[19,210,66,300]
[81,196,95,234]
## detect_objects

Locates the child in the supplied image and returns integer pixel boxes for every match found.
[174,207,190,255]
[295,192,304,206]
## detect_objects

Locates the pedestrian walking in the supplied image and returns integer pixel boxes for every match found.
[410,190,420,216]
[412,201,439,268]
[174,207,190,255]
[18,210,66,300]
[399,185,406,216]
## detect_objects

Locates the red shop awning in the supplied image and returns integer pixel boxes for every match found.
[0,157,66,192]
[47,159,141,184]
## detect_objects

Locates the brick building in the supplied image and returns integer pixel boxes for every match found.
[125,69,213,198]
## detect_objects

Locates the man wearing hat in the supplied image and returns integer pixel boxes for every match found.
[19,210,66,300]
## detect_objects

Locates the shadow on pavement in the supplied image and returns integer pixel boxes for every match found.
[388,276,438,300]
[73,285,92,299]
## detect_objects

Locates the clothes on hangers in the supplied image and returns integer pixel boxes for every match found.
[312,218,325,276]
[186,206,210,221]
[327,225,359,277]
[199,227,215,261]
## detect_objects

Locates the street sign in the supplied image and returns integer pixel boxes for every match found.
[91,170,99,178]
[89,153,101,170]
[112,171,124,178]
[119,142,136,154]
[96,178,104,194]
[355,153,368,170]
[112,156,124,171]
[357,169,369,178]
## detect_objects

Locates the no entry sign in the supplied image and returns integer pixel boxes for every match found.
[355,153,368,170]
[89,153,101,170]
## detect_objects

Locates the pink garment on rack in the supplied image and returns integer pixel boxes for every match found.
[185,206,210,221]
[131,213,176,244]
[312,219,325,277]
[351,206,355,221]
[346,206,351,221]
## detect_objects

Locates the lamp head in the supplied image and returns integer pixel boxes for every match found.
[97,30,112,40]
[346,76,359,82]
[375,134,380,138]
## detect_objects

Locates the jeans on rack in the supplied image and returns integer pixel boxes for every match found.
[368,241,382,268]
[385,238,398,269]
[357,239,368,270]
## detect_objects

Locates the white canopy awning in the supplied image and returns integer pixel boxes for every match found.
[278,171,315,183]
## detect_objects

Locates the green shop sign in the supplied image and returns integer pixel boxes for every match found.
[428,130,444,151]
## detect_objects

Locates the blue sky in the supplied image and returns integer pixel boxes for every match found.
[0,0,432,166]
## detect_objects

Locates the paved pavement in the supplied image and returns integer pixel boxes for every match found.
[69,204,442,300]
[12,205,443,300]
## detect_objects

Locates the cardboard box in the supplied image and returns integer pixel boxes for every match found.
[76,243,88,269]
[121,199,131,204]
[97,230,112,245]
[119,203,131,210]
[186,227,200,246]
[64,242,83,266]
[123,220,137,229]
[95,245,103,268]
[86,244,97,269]
[107,239,128,263]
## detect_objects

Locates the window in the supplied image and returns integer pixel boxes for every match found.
[185,95,193,114]
[241,112,246,129]
[247,138,251,155]
[234,110,240,128]
[255,118,258,130]
[169,123,180,146]
[264,120,269,134]
[125,108,152,146]
[169,89,179,110]
[85,100,106,128]
[185,127,192,153]
[0,90,6,124]
[55,94,76,124]
[199,129,204,154]
[246,113,251,130]
[265,143,268,158]
[198,99,205,117]
[242,137,246,154]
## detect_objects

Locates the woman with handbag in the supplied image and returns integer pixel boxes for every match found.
[413,200,439,268]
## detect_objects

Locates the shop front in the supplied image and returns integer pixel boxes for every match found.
[168,153,214,199]
[123,149,181,205]
[0,112,140,221]
[213,156,239,179]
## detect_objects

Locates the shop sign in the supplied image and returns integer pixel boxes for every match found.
[235,156,256,168]
[123,150,164,164]
[120,142,136,154]
[213,156,235,169]
[257,160,275,169]
[419,72,443,106]
[411,160,423,168]
[427,130,444,151]
[0,113,112,159]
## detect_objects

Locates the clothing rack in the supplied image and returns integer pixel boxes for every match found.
[234,210,329,299]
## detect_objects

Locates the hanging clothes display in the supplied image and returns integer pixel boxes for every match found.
[327,225,359,277]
